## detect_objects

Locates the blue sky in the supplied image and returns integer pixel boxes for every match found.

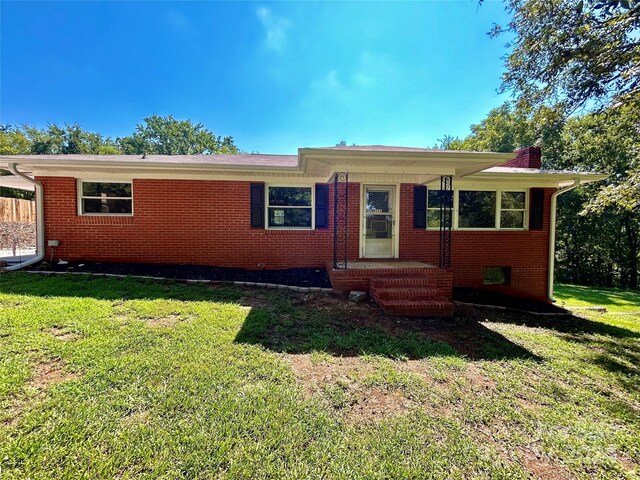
[1,1,512,154]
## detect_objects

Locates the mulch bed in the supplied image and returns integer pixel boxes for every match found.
[0,222,36,249]
[453,287,569,314]
[35,261,332,288]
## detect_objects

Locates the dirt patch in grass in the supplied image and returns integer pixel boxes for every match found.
[288,353,504,423]
[46,326,81,341]
[521,450,574,480]
[3,358,80,427]
[31,359,80,389]
[147,314,186,328]
[289,353,418,422]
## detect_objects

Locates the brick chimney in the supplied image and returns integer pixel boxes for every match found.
[503,146,542,169]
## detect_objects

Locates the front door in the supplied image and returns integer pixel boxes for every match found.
[362,185,395,258]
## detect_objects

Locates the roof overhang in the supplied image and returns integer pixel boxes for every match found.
[0,174,36,191]
[299,148,513,178]
[461,166,608,188]
[0,150,606,187]
[0,154,301,173]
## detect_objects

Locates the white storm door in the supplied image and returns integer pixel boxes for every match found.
[362,186,395,258]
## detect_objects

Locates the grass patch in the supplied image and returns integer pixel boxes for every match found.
[0,273,638,478]
[555,283,640,313]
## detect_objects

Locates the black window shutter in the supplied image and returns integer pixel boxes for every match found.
[315,184,329,229]
[529,188,544,230]
[414,185,427,229]
[250,183,265,228]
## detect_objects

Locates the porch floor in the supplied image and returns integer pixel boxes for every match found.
[339,261,436,270]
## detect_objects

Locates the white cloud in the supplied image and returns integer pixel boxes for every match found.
[306,52,398,107]
[164,9,195,34]
[256,7,290,53]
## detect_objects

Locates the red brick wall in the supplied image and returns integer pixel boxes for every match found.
[398,184,553,300]
[39,176,553,299]
[38,177,361,270]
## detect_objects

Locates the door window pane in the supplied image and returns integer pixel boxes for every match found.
[366,215,392,239]
[366,191,390,213]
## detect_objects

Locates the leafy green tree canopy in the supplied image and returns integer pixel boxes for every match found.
[117,115,239,155]
[492,0,640,113]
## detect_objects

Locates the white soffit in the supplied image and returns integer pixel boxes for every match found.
[300,148,512,177]
[0,175,36,191]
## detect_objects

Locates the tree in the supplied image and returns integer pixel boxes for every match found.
[437,101,565,159]
[0,126,31,155]
[439,101,639,289]
[432,135,466,150]
[18,124,119,155]
[492,0,640,113]
[0,126,34,199]
[557,105,640,288]
[118,115,239,155]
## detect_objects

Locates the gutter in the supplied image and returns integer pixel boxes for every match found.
[547,179,580,302]
[3,164,45,271]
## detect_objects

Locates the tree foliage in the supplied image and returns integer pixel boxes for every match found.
[0,117,240,200]
[117,115,239,155]
[493,0,640,113]
[438,101,639,289]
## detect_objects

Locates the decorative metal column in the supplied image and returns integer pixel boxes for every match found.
[333,172,349,269]
[439,175,453,269]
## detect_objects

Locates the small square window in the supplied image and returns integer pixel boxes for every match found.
[79,181,133,215]
[484,267,511,285]
[267,186,313,228]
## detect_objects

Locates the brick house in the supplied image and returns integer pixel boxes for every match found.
[1,146,605,317]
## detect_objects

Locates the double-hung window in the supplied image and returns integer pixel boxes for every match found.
[426,189,453,229]
[458,190,496,228]
[79,181,133,215]
[499,191,526,229]
[267,186,313,228]
[457,189,527,229]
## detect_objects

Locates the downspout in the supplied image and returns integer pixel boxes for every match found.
[4,164,45,271]
[547,179,580,302]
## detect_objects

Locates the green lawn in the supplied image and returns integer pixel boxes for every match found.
[555,283,640,333]
[0,273,638,479]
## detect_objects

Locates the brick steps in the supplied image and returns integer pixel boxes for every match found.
[370,286,441,301]
[370,276,436,289]
[369,275,454,318]
[377,298,454,318]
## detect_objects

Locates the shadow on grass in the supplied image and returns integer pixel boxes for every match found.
[465,306,640,389]
[472,307,640,340]
[0,272,245,303]
[234,305,542,361]
[1,272,540,361]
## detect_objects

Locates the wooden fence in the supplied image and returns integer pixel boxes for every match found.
[0,197,36,223]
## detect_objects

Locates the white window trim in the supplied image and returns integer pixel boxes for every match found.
[265,185,315,230]
[77,179,134,216]
[426,188,528,231]
[498,191,528,230]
